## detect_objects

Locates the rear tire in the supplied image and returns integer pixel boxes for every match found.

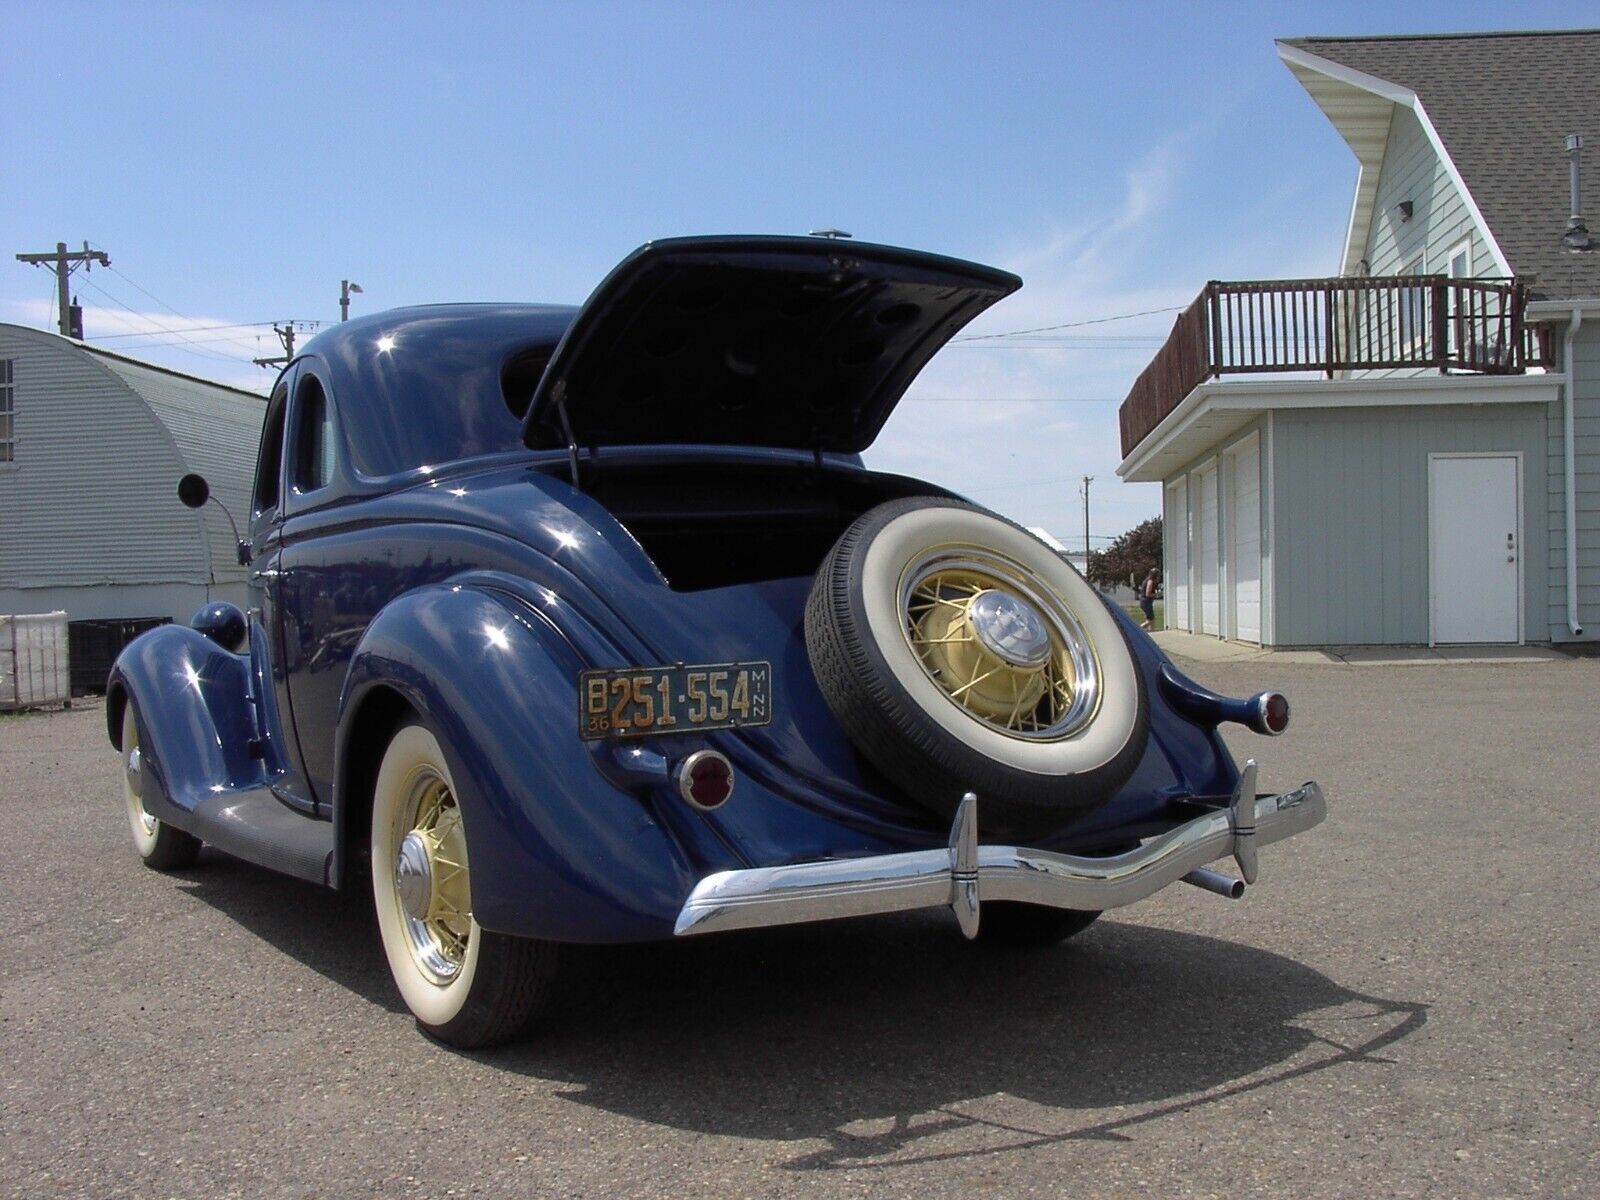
[370,721,561,1048]
[120,702,201,871]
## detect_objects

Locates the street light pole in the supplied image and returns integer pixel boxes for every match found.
[340,279,364,322]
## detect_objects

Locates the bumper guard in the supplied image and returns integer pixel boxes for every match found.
[674,760,1325,938]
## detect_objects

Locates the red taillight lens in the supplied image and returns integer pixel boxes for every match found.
[677,750,734,810]
[1261,692,1291,735]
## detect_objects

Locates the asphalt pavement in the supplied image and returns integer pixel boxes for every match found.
[2,654,1597,1198]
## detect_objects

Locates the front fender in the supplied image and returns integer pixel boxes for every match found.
[336,583,705,943]
[107,624,264,824]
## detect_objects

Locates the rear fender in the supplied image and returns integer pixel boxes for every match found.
[107,623,266,825]
[335,582,701,943]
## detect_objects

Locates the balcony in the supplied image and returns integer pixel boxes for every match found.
[1118,276,1552,457]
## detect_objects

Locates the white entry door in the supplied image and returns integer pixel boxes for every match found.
[1431,454,1521,644]
[1196,463,1221,635]
[1166,477,1190,630]
[1228,434,1262,642]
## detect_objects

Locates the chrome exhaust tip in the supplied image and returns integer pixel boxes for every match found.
[1182,866,1245,900]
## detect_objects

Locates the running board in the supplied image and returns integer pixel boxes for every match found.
[188,788,335,885]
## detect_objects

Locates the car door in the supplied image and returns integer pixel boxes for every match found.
[247,368,319,813]
[277,364,371,809]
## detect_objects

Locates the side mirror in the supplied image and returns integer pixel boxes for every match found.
[177,472,249,565]
[177,473,211,509]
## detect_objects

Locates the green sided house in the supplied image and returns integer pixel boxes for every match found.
[1117,30,1599,647]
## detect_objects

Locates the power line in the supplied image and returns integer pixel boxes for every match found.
[948,338,1163,350]
[902,401,1126,412]
[963,474,1119,498]
[103,262,272,355]
[99,331,284,351]
[74,275,258,365]
[952,304,1186,342]
[85,321,280,341]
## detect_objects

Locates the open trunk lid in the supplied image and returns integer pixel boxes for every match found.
[523,235,1021,455]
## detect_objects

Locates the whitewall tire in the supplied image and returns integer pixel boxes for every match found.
[806,498,1149,836]
[370,720,559,1047]
[120,702,201,871]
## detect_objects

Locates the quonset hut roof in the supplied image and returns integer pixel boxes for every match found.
[0,322,266,592]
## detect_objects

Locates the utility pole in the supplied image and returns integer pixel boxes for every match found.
[252,320,319,370]
[1080,475,1093,558]
[340,279,364,322]
[15,241,110,336]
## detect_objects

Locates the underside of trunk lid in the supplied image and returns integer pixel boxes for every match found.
[523,235,1021,455]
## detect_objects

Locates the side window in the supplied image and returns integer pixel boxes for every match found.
[291,375,337,494]
[0,359,15,462]
[254,379,289,515]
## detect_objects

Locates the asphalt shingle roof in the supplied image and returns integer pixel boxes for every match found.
[1283,30,1600,300]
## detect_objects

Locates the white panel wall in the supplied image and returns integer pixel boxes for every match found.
[1165,477,1190,630]
[1196,464,1221,635]
[1228,433,1262,642]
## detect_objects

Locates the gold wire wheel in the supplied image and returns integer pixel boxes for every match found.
[394,769,473,985]
[900,550,1102,740]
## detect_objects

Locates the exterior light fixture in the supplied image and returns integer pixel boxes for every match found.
[340,279,365,322]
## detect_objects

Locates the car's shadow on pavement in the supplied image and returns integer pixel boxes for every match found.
[180,854,1424,1169]
[175,850,408,1016]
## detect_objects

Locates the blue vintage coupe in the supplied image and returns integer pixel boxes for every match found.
[109,235,1324,1047]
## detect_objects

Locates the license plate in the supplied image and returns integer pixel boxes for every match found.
[579,661,772,740]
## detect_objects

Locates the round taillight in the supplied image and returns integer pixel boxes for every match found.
[1258,691,1291,736]
[676,750,735,810]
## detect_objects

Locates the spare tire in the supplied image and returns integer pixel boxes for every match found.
[805,497,1148,836]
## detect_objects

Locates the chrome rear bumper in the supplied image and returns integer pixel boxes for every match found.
[674,760,1325,938]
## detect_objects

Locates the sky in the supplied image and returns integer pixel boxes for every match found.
[4,1,1593,548]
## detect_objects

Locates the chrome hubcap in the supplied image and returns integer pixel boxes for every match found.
[123,732,157,837]
[124,745,144,800]
[395,831,433,922]
[394,771,472,985]
[967,589,1052,668]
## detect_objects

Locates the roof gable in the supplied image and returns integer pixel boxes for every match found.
[1279,30,1600,300]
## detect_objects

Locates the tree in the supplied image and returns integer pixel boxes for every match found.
[1086,517,1162,590]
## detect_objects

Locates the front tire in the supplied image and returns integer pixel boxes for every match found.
[119,702,201,871]
[370,721,560,1048]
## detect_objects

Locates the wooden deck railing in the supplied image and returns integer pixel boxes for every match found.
[1119,276,1552,458]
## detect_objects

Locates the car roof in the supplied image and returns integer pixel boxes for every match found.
[297,303,579,479]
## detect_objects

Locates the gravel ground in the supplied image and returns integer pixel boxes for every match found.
[2,656,1597,1199]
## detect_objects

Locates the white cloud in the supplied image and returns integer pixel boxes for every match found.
[865,134,1342,550]
[865,145,1197,547]
[2,296,276,394]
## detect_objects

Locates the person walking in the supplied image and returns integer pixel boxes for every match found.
[1139,567,1160,631]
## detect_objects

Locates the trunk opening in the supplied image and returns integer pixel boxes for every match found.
[578,460,951,592]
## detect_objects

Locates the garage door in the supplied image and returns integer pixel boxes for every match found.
[1228,434,1262,643]
[1196,463,1220,635]
[1166,477,1190,630]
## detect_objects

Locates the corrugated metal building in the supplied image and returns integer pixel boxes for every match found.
[0,322,265,628]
